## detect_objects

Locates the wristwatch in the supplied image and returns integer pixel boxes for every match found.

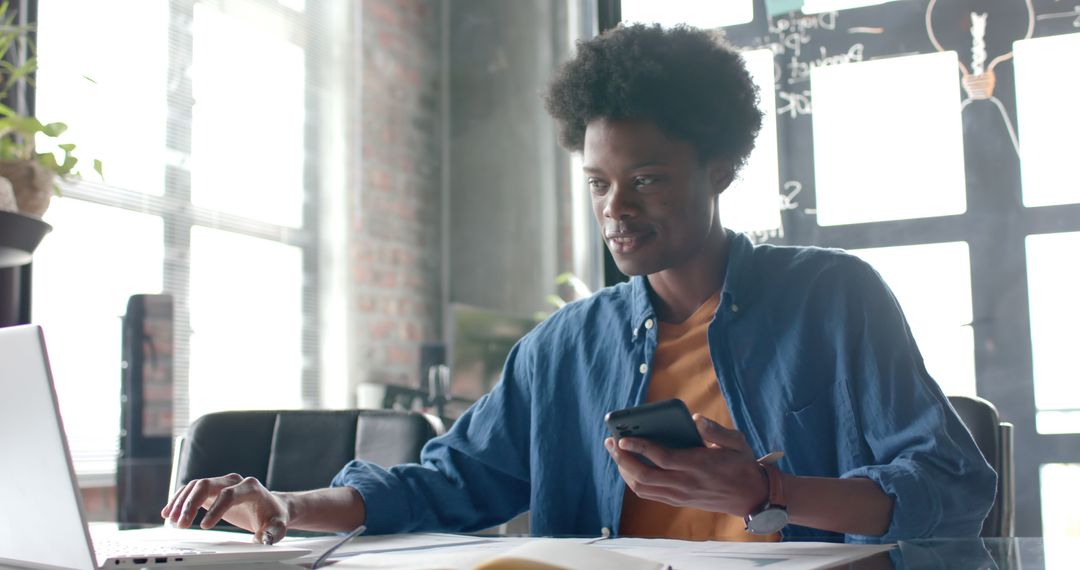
[744,458,789,535]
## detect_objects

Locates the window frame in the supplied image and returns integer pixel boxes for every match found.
[25,0,324,483]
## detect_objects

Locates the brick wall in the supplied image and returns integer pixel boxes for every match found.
[81,485,117,522]
[351,0,444,390]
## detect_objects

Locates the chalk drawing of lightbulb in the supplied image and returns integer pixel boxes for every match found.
[926,0,1034,156]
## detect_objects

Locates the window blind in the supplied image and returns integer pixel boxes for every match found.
[31,0,351,482]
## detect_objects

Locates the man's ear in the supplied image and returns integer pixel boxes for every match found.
[707,158,735,196]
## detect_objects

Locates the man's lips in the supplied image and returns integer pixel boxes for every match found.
[606,231,654,255]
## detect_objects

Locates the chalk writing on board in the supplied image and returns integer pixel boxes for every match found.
[1035,6,1080,27]
[769,12,838,36]
[751,11,842,60]
[780,181,803,210]
[747,228,785,243]
[752,30,809,59]
[925,0,1032,157]
[788,44,865,84]
[778,90,812,119]
[847,27,884,34]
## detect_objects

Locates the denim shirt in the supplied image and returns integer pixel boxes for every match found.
[332,231,996,543]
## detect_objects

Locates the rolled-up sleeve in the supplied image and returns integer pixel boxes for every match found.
[331,340,534,534]
[837,260,997,543]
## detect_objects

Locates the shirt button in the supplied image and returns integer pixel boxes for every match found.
[639,363,648,374]
[731,304,740,312]
[644,319,654,329]
[601,527,611,538]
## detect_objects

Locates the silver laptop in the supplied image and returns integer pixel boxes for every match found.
[0,324,310,568]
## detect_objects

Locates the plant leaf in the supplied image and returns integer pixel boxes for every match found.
[41,121,67,137]
[93,158,103,178]
[37,152,58,171]
[545,294,567,310]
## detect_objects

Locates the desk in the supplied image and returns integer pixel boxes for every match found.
[279,535,1076,570]
[837,538,1079,569]
[1,535,1074,569]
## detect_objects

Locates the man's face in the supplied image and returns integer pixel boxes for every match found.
[583,118,731,277]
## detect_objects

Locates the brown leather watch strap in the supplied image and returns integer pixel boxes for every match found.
[760,461,786,508]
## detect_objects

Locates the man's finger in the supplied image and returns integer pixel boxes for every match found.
[629,481,691,506]
[167,481,199,524]
[200,483,245,530]
[609,439,656,481]
[693,414,751,452]
[163,481,193,520]
[178,479,215,529]
[618,437,682,470]
[162,485,186,518]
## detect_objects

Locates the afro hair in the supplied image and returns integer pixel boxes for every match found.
[544,24,763,170]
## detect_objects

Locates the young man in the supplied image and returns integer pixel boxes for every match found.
[163,24,995,544]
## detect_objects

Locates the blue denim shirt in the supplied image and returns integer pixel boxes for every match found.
[332,231,996,543]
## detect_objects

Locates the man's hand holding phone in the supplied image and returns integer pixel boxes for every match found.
[604,399,769,518]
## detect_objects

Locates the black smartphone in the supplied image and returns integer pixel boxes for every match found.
[604,399,705,465]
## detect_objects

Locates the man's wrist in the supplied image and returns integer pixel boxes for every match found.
[747,462,771,516]
[272,491,298,523]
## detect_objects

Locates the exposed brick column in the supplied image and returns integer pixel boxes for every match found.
[351,0,443,392]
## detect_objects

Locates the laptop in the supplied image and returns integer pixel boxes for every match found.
[0,324,311,568]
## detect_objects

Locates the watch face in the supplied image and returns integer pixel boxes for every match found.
[748,507,789,534]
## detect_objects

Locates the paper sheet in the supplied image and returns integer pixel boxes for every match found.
[322,536,894,570]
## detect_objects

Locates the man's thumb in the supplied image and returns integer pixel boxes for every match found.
[256,517,287,545]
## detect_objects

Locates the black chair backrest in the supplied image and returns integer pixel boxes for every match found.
[173,409,442,494]
[947,395,1014,537]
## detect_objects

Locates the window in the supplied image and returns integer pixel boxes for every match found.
[620,0,753,28]
[1014,33,1080,208]
[32,0,347,483]
[811,52,967,226]
[1041,463,1080,538]
[718,48,783,238]
[848,242,976,397]
[31,200,164,476]
[1026,232,1080,435]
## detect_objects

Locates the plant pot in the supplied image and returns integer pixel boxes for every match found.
[0,210,52,268]
[0,159,56,218]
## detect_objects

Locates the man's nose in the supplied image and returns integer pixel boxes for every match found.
[603,183,639,220]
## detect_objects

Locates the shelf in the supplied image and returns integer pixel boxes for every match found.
[0,210,52,268]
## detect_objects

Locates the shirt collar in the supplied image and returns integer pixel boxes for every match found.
[628,229,755,332]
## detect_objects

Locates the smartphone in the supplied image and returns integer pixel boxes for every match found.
[604,399,705,465]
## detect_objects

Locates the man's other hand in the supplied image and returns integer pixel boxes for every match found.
[604,413,768,517]
[161,473,289,544]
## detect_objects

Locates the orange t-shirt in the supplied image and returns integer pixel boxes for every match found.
[618,291,779,542]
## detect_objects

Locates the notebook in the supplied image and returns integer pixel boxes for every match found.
[0,324,311,568]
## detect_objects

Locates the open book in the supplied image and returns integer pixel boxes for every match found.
[472,540,667,570]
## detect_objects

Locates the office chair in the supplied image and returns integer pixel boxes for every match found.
[170,409,445,498]
[947,395,1015,537]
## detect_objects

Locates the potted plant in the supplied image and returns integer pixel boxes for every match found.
[0,0,100,219]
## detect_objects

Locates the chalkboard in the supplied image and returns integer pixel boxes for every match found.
[605,0,1080,537]
[716,0,1080,249]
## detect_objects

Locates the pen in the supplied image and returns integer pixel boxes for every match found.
[311,524,368,570]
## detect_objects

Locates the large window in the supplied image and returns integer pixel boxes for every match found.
[31,0,348,484]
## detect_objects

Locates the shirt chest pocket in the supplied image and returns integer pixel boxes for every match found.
[777,393,833,448]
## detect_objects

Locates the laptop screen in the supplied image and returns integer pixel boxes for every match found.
[0,324,97,569]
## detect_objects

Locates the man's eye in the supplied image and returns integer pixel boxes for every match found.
[634,176,657,187]
[587,178,609,192]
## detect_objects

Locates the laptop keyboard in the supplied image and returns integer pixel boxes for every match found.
[95,539,215,560]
